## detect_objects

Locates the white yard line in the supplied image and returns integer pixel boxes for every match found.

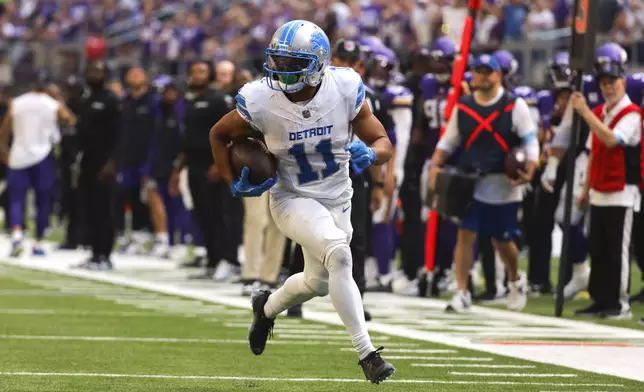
[340,348,457,354]
[0,309,168,317]
[277,333,386,341]
[0,372,625,387]
[384,356,493,361]
[2,256,644,382]
[223,322,328,330]
[450,372,577,377]
[412,364,536,368]
[0,334,368,346]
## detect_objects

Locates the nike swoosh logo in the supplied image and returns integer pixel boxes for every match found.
[342,205,350,213]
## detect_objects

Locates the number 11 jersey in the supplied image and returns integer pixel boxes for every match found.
[235,66,365,203]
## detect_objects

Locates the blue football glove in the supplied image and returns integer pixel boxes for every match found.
[345,140,376,175]
[231,167,277,198]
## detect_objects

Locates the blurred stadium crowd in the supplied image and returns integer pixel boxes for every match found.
[1,0,643,89]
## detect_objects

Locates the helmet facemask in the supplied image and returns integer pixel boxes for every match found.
[265,50,319,93]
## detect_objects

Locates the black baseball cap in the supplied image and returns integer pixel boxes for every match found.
[333,39,361,63]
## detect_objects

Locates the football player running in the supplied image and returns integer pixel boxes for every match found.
[209,21,396,384]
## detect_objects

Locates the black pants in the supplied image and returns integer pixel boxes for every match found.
[632,198,644,280]
[399,143,429,280]
[350,174,369,295]
[188,165,227,268]
[61,161,89,246]
[80,174,116,258]
[527,171,560,288]
[589,205,633,309]
[114,185,150,233]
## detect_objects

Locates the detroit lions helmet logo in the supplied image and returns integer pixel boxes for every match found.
[310,31,329,57]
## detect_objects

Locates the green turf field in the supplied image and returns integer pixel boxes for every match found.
[1,265,642,392]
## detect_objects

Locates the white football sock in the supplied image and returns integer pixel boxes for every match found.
[156,232,169,244]
[264,272,318,318]
[327,245,376,360]
[11,229,23,242]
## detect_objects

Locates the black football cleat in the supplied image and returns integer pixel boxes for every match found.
[248,290,274,355]
[358,347,396,384]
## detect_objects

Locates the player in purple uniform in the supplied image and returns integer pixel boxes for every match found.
[399,37,464,297]
[363,45,415,294]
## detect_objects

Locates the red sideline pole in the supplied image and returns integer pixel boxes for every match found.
[425,0,482,273]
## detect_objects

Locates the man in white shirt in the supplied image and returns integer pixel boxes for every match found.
[572,42,641,320]
[0,78,76,257]
[429,54,539,313]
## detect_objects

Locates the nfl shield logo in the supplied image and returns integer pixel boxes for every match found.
[302,110,311,118]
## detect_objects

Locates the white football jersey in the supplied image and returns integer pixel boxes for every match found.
[236,67,365,203]
[9,92,59,169]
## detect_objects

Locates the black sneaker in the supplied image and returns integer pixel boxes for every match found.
[601,307,632,320]
[364,309,372,322]
[358,347,396,384]
[248,290,274,355]
[575,303,605,317]
[639,317,643,326]
[629,289,644,304]
[286,304,302,318]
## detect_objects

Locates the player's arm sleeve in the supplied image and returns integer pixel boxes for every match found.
[551,100,573,148]
[512,97,539,162]
[612,112,642,146]
[436,107,461,154]
[235,85,262,132]
[391,107,413,185]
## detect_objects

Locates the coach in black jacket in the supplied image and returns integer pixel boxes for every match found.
[73,61,121,270]
[170,60,234,279]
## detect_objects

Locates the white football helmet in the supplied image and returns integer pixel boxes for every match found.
[265,20,331,93]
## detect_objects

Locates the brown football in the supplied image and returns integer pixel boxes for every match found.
[229,137,277,185]
[504,147,527,180]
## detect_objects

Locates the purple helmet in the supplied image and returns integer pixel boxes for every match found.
[429,37,457,83]
[492,50,518,76]
[367,45,397,88]
[358,35,384,62]
[546,52,573,91]
[594,42,627,79]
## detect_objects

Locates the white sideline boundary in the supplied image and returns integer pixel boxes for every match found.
[0,372,626,387]
[2,258,644,383]
[449,372,577,378]
[0,334,383,347]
